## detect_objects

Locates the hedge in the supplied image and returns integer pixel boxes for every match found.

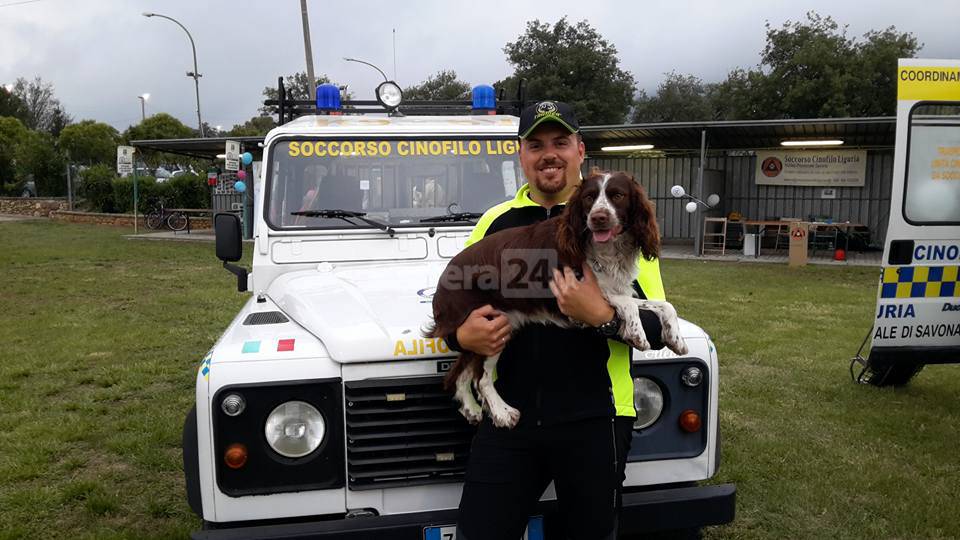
[78,166,211,213]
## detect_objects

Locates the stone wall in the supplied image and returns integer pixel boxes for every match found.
[49,210,212,230]
[0,197,69,217]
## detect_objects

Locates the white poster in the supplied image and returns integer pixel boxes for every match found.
[755,149,867,186]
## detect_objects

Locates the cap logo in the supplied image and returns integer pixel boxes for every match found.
[537,101,557,114]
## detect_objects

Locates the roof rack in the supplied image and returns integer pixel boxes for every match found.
[264,78,528,125]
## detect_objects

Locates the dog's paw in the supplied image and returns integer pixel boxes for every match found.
[626,335,651,351]
[661,320,688,356]
[459,403,483,425]
[489,403,521,429]
[621,314,651,351]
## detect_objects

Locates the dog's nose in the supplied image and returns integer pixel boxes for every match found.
[589,212,609,228]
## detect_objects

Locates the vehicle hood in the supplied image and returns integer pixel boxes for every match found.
[267,262,450,363]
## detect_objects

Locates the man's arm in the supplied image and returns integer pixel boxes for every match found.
[551,264,666,350]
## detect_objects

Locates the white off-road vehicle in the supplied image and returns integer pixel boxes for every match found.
[184,82,735,538]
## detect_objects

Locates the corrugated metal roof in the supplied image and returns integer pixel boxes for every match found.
[581,117,896,152]
[132,117,897,158]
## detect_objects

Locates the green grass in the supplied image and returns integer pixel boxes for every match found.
[1,220,958,539]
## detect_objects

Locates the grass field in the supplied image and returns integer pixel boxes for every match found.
[1,220,958,539]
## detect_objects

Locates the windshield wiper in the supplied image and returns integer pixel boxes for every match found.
[419,212,483,223]
[290,209,395,237]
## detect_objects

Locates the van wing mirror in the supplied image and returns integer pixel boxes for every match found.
[214,213,248,292]
[215,213,243,262]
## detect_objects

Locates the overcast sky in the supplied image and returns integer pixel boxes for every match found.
[1,0,957,132]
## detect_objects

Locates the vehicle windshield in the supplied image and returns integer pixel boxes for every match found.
[266,137,524,229]
[905,103,960,224]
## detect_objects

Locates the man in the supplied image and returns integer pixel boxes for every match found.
[448,101,668,539]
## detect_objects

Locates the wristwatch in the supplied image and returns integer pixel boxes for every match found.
[596,312,621,338]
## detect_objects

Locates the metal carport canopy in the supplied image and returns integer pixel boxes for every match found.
[580,117,896,153]
[129,136,265,160]
[130,117,897,158]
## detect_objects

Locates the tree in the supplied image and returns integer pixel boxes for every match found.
[12,77,71,134]
[260,72,350,115]
[499,18,636,125]
[715,13,920,119]
[227,116,276,137]
[0,116,28,192]
[124,113,195,142]
[15,130,65,196]
[0,86,27,122]
[123,113,195,168]
[632,73,717,123]
[403,70,471,101]
[58,120,119,166]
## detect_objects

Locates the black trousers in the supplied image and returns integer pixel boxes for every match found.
[456,416,618,540]
[613,415,636,536]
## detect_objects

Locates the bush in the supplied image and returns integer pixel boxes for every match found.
[76,169,210,214]
[78,165,117,212]
[167,173,209,209]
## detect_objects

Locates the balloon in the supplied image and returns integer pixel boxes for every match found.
[236,170,246,180]
[241,152,253,166]
[234,180,246,193]
[685,201,698,214]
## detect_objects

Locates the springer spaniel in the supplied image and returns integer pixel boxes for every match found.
[426,171,688,428]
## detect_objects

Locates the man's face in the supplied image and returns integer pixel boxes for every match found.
[518,123,585,195]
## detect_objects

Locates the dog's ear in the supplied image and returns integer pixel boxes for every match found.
[627,174,660,260]
[556,183,588,268]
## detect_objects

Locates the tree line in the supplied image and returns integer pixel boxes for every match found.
[0,12,920,198]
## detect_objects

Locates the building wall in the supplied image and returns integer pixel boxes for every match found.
[586,150,894,245]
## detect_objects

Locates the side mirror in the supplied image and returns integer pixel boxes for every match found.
[215,213,242,262]
[214,213,248,292]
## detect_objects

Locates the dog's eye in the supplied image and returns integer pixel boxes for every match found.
[584,195,595,203]
[611,193,625,201]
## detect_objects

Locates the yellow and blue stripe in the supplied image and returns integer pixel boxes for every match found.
[881,266,959,298]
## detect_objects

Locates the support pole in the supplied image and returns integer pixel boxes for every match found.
[300,0,316,89]
[694,129,706,256]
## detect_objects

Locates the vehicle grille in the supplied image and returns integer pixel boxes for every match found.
[344,376,475,490]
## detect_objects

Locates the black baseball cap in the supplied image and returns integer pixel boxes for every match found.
[518,100,580,139]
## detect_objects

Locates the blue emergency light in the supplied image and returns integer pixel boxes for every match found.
[471,85,496,112]
[316,84,341,112]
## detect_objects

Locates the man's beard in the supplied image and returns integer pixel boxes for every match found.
[534,161,570,194]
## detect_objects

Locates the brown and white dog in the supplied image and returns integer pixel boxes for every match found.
[426,171,688,428]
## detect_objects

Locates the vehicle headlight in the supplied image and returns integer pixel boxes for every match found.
[633,377,664,430]
[264,401,326,458]
[376,81,403,109]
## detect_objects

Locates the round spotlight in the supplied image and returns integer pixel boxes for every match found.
[376,81,403,110]
[221,393,246,417]
[681,366,703,387]
[264,401,326,458]
[632,377,664,430]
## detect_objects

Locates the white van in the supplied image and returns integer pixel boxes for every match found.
[183,82,735,538]
[858,58,960,385]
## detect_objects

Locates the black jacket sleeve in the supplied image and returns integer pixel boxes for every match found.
[637,309,665,350]
[443,331,463,353]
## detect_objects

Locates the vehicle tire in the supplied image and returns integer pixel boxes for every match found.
[146,212,164,230]
[622,528,702,540]
[182,406,203,518]
[867,361,924,387]
[168,212,188,231]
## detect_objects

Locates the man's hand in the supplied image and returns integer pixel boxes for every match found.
[455,305,512,356]
[549,265,615,327]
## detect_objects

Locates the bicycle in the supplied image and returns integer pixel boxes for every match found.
[145,198,188,231]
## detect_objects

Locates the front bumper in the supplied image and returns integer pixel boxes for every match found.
[191,483,736,539]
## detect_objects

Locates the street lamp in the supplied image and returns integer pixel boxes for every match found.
[142,12,204,137]
[137,93,150,122]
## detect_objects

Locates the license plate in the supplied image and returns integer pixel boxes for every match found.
[424,516,544,540]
